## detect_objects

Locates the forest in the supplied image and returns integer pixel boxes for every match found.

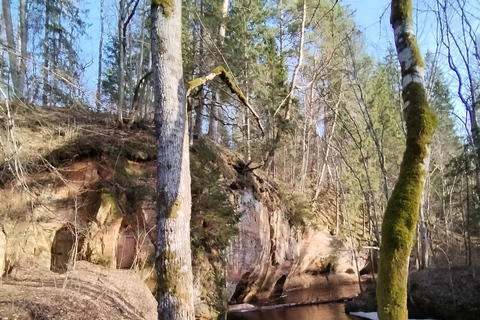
[1,0,480,319]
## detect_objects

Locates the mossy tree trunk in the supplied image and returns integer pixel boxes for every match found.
[376,1,438,319]
[151,0,195,318]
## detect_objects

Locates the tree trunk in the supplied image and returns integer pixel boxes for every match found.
[418,188,429,269]
[2,0,17,98]
[208,91,220,142]
[151,0,195,318]
[264,0,306,172]
[118,0,126,124]
[18,0,27,98]
[300,59,315,193]
[376,1,438,319]
[208,0,229,142]
[193,0,205,138]
[96,0,104,111]
[42,0,50,106]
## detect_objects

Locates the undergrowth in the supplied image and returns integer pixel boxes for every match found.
[190,139,241,316]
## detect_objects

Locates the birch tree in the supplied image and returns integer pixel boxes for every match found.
[376,1,438,319]
[151,0,195,318]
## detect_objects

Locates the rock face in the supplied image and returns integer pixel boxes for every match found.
[227,189,364,303]
[0,156,157,282]
[0,158,363,317]
[0,230,6,275]
[0,107,365,319]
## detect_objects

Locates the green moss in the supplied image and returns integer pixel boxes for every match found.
[158,41,167,54]
[124,161,150,177]
[156,249,191,303]
[214,67,249,105]
[377,81,437,320]
[408,39,426,68]
[391,0,413,24]
[167,198,181,219]
[100,192,122,223]
[92,253,113,267]
[187,77,206,90]
[152,0,174,18]
[187,67,249,108]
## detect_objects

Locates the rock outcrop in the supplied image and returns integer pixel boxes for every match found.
[227,189,364,304]
[0,107,366,319]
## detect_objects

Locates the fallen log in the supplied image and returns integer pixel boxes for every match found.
[228,295,357,313]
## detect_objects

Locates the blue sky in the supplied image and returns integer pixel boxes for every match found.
[340,0,441,60]
[80,0,443,100]
[81,0,440,88]
[341,0,393,57]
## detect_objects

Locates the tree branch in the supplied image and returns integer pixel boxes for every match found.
[187,66,264,135]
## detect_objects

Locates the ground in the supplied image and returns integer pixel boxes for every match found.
[345,267,480,320]
[0,261,157,320]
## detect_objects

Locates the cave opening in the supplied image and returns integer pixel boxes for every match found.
[51,225,75,273]
[116,219,136,269]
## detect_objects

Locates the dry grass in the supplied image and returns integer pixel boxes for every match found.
[0,261,157,320]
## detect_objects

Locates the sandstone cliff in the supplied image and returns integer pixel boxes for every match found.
[0,106,364,319]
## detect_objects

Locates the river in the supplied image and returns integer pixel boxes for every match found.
[227,283,361,320]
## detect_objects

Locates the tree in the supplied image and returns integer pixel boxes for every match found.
[96,0,104,111]
[40,0,87,106]
[2,0,27,99]
[151,0,195,318]
[376,1,438,319]
[263,0,307,171]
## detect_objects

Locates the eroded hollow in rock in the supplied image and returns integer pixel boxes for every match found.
[116,219,136,269]
[51,225,75,273]
[270,274,287,298]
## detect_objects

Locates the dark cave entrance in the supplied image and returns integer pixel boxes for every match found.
[116,219,136,269]
[51,226,75,273]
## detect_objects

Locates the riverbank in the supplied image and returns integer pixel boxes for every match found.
[345,267,480,320]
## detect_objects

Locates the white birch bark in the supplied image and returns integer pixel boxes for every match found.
[376,1,437,319]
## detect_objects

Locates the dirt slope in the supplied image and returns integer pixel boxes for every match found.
[0,261,157,320]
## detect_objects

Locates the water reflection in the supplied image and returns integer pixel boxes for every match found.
[266,283,361,306]
[228,283,362,320]
[227,303,355,320]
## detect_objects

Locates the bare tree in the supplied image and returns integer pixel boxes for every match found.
[118,0,141,124]
[435,0,480,191]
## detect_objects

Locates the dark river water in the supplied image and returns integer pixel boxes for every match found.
[227,283,361,320]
